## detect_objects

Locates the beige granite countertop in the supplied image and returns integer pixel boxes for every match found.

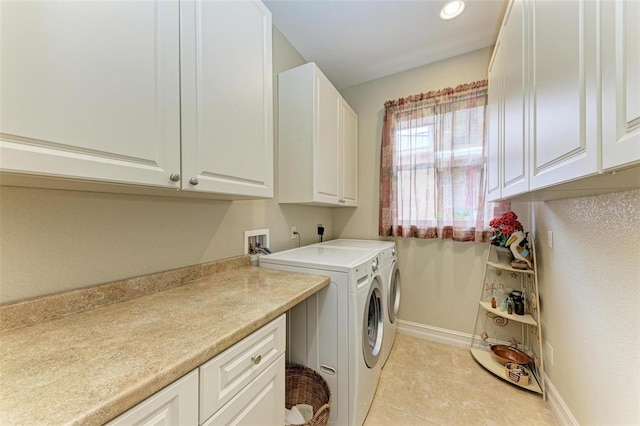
[0,259,329,425]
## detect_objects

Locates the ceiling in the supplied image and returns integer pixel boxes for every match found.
[264,0,507,89]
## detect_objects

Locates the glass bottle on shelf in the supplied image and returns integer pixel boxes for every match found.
[496,284,505,311]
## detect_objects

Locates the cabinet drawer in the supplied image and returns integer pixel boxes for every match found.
[201,354,285,426]
[199,315,285,424]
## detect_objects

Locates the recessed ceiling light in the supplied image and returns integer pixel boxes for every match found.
[440,0,466,20]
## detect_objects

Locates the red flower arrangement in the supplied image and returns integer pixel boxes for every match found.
[489,211,523,247]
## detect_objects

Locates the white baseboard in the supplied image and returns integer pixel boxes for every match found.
[544,374,579,425]
[396,319,472,348]
[396,319,577,425]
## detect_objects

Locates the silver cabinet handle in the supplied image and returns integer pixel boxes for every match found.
[251,354,262,365]
[169,173,180,182]
[189,177,199,186]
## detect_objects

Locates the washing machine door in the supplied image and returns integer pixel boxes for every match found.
[362,276,384,368]
[388,262,401,324]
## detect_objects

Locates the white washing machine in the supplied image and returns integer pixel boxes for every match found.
[313,240,400,367]
[259,246,384,426]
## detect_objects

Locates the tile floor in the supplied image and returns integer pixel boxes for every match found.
[364,333,558,426]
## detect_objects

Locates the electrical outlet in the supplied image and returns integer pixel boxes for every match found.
[545,341,554,366]
[290,226,297,240]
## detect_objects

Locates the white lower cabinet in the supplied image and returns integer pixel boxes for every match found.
[106,315,285,426]
[199,315,286,424]
[202,355,285,426]
[106,370,199,426]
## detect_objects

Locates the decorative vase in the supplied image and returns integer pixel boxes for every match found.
[495,246,513,266]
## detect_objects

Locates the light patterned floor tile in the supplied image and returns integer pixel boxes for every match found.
[373,367,458,425]
[364,333,558,426]
[364,398,439,426]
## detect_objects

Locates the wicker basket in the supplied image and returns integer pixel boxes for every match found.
[504,362,531,386]
[285,365,332,426]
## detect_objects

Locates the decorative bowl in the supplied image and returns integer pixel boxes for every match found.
[489,344,532,366]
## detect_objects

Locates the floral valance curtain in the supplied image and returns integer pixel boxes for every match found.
[379,80,507,242]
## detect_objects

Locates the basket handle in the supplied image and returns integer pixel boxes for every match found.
[314,403,331,420]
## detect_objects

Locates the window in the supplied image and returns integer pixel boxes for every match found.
[379,80,502,242]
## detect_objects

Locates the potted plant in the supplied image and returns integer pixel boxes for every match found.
[489,211,523,265]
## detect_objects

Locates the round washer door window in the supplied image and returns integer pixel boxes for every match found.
[389,263,401,324]
[363,276,384,368]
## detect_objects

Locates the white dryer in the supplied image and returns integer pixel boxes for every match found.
[259,246,384,426]
[313,240,400,367]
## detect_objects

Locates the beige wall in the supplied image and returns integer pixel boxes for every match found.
[338,48,502,333]
[0,28,335,304]
[533,190,639,426]
[337,50,639,424]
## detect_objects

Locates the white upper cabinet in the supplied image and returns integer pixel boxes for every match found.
[180,0,273,198]
[486,32,504,202]
[601,0,640,171]
[501,0,529,197]
[278,63,358,207]
[487,0,528,201]
[529,0,599,190]
[341,100,359,206]
[0,0,273,199]
[0,0,181,188]
[486,0,639,200]
[314,69,342,204]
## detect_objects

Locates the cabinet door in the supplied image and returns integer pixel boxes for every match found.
[106,370,198,426]
[529,0,599,190]
[341,100,358,206]
[180,0,273,198]
[601,0,640,170]
[202,355,285,426]
[486,34,503,202]
[314,72,341,204]
[0,1,181,188]
[501,0,529,197]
